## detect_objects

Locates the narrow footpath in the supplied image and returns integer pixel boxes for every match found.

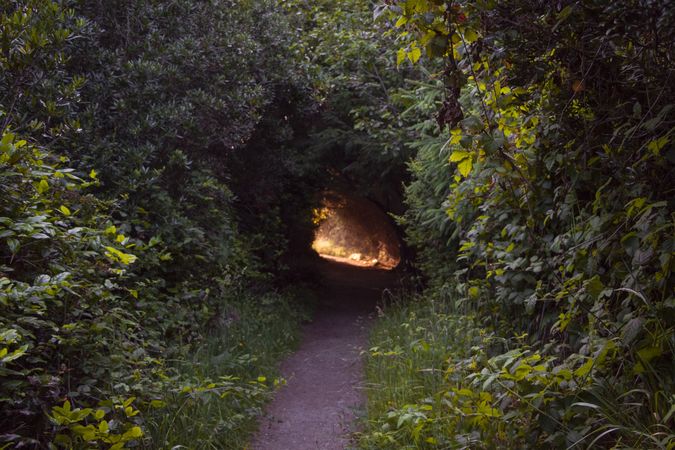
[250,258,397,450]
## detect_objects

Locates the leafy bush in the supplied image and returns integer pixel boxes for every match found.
[0,130,146,446]
[285,0,421,212]
[1,0,316,447]
[365,0,674,448]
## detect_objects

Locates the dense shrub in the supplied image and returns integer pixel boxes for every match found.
[1,0,315,447]
[361,0,674,448]
[284,0,420,212]
[0,129,309,447]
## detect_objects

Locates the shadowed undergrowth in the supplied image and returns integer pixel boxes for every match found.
[146,288,313,449]
[360,294,674,449]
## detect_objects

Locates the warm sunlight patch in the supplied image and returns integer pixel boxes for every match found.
[311,193,401,269]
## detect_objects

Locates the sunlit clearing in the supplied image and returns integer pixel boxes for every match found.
[311,197,400,269]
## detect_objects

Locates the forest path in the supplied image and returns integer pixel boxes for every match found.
[250,258,397,450]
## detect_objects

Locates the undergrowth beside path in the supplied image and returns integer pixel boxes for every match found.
[146,288,312,449]
[359,298,485,449]
[360,295,674,449]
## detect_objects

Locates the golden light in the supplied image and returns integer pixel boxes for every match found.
[311,193,401,269]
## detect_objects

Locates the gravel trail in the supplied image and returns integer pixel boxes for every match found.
[250,258,396,450]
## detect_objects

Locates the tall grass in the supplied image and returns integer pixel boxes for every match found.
[145,287,313,449]
[358,294,486,449]
[359,293,674,449]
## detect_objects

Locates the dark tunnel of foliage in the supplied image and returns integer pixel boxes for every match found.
[1,0,673,448]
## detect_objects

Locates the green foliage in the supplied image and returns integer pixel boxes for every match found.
[63,0,316,278]
[362,296,675,449]
[50,398,143,449]
[0,130,309,444]
[0,130,146,446]
[146,288,312,448]
[285,0,421,210]
[360,298,486,448]
[371,0,675,448]
[395,77,462,285]
[3,0,674,448]
[1,0,316,447]
[0,0,87,140]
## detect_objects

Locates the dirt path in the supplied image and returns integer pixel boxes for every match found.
[250,258,396,450]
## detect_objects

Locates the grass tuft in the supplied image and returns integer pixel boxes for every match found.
[145,287,313,449]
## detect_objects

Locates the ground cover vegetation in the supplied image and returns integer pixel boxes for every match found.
[359,0,674,448]
[1,0,673,448]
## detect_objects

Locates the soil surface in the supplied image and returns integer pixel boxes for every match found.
[250,257,397,450]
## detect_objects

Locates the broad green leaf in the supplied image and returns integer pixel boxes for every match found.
[633,346,663,374]
[637,346,662,363]
[397,48,406,66]
[408,46,421,63]
[586,276,604,299]
[36,179,49,194]
[622,317,644,345]
[124,426,143,438]
[1,133,14,146]
[463,28,478,43]
[104,246,138,265]
[620,232,640,255]
[7,238,20,254]
[457,158,473,177]
[574,357,594,378]
[0,344,28,363]
[647,136,669,156]
[460,115,483,133]
[395,15,407,27]
[159,252,172,261]
[449,150,471,162]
